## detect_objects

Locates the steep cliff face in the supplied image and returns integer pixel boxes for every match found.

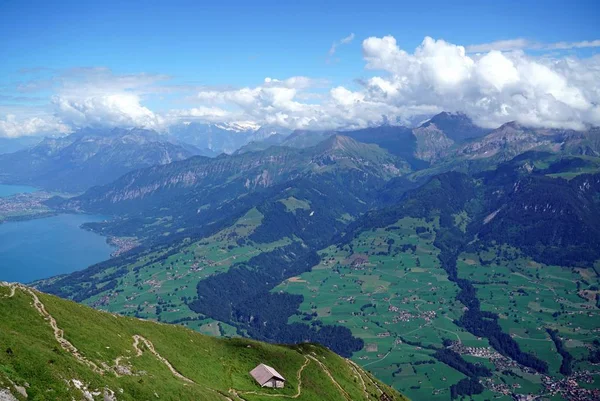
[453,122,598,163]
[456,122,553,160]
[424,111,490,142]
[411,123,455,162]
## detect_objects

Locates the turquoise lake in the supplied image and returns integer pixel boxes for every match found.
[0,207,114,284]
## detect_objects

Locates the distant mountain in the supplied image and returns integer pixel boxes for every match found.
[0,282,405,401]
[216,113,491,166]
[52,135,410,239]
[421,111,491,142]
[234,133,289,154]
[168,122,290,154]
[258,113,490,167]
[0,136,43,154]
[236,129,345,154]
[279,130,334,149]
[0,127,199,192]
[404,112,486,162]
[61,134,409,210]
[451,122,600,163]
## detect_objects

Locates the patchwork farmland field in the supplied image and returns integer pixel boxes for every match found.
[275,218,600,401]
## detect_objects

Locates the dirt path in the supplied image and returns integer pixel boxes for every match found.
[231,357,310,399]
[0,283,16,298]
[435,326,462,344]
[1,283,232,400]
[307,355,352,400]
[346,360,371,400]
[10,283,106,375]
[231,353,364,401]
[511,334,552,342]
[347,360,383,397]
[347,360,392,399]
[131,335,194,384]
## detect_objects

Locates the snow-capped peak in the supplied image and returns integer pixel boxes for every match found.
[214,121,261,132]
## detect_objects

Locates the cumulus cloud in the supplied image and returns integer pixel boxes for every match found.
[187,36,600,130]
[360,35,600,129]
[0,114,71,138]
[179,36,600,130]
[166,106,231,123]
[2,36,600,137]
[50,68,166,129]
[192,75,416,130]
[1,68,169,136]
[53,93,163,129]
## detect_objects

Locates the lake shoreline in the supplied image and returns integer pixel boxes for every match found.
[0,213,116,284]
[0,184,139,283]
[0,211,59,224]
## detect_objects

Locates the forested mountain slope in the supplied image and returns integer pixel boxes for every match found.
[49,135,410,241]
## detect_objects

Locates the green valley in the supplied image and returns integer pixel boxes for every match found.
[22,121,600,401]
[274,217,600,400]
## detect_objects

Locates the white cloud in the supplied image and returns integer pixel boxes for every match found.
[195,76,319,127]
[166,106,231,123]
[466,39,532,53]
[467,38,600,53]
[192,75,412,130]
[48,68,167,129]
[548,40,600,50]
[181,36,600,130]
[2,36,600,137]
[53,92,164,129]
[359,36,600,129]
[330,86,365,106]
[0,114,71,138]
[1,68,175,137]
[328,33,356,62]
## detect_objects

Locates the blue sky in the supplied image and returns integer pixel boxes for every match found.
[2,0,598,85]
[1,0,599,136]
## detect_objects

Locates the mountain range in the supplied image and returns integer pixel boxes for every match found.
[3,111,600,401]
[3,112,597,194]
[168,122,291,155]
[0,128,205,192]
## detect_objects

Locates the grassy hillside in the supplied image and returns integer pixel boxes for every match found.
[0,282,407,401]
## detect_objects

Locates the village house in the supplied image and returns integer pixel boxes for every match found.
[249,364,286,388]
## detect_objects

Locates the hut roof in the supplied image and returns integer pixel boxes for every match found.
[249,364,286,385]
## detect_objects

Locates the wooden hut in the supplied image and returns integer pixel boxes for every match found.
[249,364,286,388]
